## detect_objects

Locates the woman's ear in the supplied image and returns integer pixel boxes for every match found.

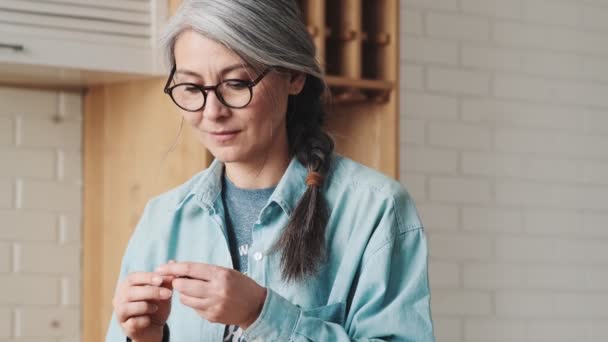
[288,72,307,95]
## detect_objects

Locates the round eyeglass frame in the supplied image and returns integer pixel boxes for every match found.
[163,65,272,112]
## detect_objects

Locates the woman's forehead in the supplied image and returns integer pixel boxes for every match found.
[174,30,248,75]
[175,64,253,80]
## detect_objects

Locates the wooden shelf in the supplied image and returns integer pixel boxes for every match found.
[292,0,399,172]
[325,75,394,104]
[325,75,394,91]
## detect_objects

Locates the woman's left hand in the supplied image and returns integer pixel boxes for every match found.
[155,262,267,329]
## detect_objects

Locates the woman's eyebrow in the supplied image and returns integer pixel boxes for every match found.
[175,64,249,78]
[221,64,250,75]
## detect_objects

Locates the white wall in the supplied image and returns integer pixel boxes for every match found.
[399,0,608,341]
[0,86,82,342]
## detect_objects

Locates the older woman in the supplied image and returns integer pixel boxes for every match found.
[106,1,435,341]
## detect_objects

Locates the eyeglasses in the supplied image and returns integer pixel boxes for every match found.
[163,65,272,112]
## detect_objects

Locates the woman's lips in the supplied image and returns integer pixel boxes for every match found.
[208,130,240,143]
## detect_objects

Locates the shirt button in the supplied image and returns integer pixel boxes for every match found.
[254,252,263,261]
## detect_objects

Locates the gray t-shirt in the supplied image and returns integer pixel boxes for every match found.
[221,174,275,342]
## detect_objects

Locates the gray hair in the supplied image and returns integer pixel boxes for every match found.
[160,0,336,282]
[160,0,323,79]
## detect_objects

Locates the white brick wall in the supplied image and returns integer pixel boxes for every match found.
[0,86,82,341]
[400,1,608,341]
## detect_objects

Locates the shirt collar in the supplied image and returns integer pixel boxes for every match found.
[268,156,308,215]
[174,156,309,215]
[174,158,223,212]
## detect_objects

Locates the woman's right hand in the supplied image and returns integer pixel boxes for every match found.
[113,271,174,342]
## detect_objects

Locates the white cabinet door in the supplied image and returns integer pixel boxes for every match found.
[0,0,168,82]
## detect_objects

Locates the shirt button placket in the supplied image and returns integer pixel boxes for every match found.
[249,223,266,285]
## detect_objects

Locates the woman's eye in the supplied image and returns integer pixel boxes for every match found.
[225,80,248,89]
[184,86,200,93]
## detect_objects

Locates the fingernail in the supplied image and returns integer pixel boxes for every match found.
[169,260,175,264]
[150,304,158,312]
[160,289,172,298]
[155,265,167,273]
[152,276,162,285]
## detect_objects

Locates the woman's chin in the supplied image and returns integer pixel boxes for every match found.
[208,147,247,163]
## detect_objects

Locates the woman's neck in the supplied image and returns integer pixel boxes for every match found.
[224,141,291,190]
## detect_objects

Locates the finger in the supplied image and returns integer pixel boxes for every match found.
[154,274,174,284]
[123,285,172,303]
[179,292,213,311]
[172,277,212,298]
[116,301,158,323]
[125,272,164,287]
[123,316,152,335]
[159,275,175,290]
[179,294,223,324]
[155,262,219,281]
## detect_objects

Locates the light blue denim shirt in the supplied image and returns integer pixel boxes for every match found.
[106,155,435,341]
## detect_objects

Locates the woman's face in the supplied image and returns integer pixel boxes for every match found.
[172,30,305,164]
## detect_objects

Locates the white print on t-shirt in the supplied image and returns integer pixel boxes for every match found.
[238,244,249,256]
[224,325,245,342]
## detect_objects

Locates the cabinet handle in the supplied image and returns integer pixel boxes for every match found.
[340,30,358,41]
[0,43,24,52]
[306,25,319,37]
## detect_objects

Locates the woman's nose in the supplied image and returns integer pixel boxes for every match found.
[203,90,229,120]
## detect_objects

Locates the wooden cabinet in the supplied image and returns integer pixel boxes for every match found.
[296,0,399,177]
[0,0,168,87]
[83,80,212,341]
[83,1,399,340]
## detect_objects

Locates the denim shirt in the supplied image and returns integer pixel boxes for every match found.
[106,155,435,342]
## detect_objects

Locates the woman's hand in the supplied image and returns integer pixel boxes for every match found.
[112,271,174,342]
[155,262,267,329]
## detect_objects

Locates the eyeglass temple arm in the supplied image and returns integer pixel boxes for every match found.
[250,68,271,86]
[164,65,176,93]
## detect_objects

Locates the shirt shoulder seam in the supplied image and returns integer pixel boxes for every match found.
[362,226,423,268]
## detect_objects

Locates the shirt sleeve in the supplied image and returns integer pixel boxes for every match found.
[105,201,167,342]
[243,192,436,342]
[124,324,170,342]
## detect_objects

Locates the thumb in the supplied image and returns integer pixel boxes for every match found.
[158,275,174,291]
[157,260,175,290]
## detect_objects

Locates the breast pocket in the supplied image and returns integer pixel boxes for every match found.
[302,301,346,325]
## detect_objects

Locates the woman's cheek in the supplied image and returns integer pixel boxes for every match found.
[182,111,202,127]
